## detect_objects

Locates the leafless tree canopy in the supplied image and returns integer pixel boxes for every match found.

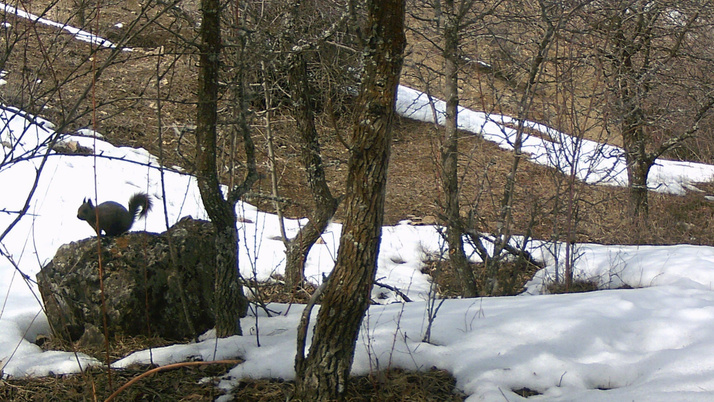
[4,0,714,396]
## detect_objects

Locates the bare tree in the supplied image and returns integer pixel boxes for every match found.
[283,49,341,289]
[280,1,349,290]
[293,0,406,398]
[462,0,591,295]
[440,0,480,297]
[539,21,614,290]
[228,1,359,291]
[195,0,257,337]
[591,0,714,228]
[0,0,187,279]
[407,0,575,295]
[408,0,509,297]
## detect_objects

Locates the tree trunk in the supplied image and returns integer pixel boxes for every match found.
[285,51,339,290]
[293,0,406,399]
[441,0,478,298]
[609,7,654,227]
[624,142,653,230]
[617,44,652,225]
[196,0,247,337]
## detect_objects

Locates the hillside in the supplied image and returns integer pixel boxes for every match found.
[2,0,713,248]
[4,1,714,400]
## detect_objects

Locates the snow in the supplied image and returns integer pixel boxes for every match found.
[396,85,714,194]
[0,2,120,49]
[3,13,714,401]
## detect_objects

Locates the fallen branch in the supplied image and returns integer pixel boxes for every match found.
[104,359,241,402]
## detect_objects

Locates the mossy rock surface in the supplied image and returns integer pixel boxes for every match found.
[37,217,217,345]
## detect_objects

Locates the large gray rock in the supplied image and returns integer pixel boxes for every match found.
[37,217,218,346]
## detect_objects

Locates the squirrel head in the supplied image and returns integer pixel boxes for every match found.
[77,198,94,220]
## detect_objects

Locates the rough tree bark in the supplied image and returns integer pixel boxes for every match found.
[284,40,339,290]
[275,0,345,290]
[441,0,478,298]
[293,0,406,399]
[195,0,256,337]
[610,7,655,222]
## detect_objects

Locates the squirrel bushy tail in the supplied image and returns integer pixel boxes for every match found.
[128,193,152,220]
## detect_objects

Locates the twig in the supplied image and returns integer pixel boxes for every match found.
[295,274,328,371]
[104,360,241,402]
[374,280,412,302]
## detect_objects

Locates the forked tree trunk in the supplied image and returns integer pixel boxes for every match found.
[196,0,255,337]
[293,0,406,399]
[284,51,339,289]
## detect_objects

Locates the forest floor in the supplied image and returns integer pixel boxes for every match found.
[3,1,714,400]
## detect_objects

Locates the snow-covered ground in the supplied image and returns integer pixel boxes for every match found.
[0,2,118,48]
[397,86,714,195]
[3,11,714,400]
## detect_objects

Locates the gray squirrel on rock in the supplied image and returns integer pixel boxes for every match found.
[77,193,152,236]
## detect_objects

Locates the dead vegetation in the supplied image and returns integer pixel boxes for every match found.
[232,368,464,402]
[4,0,714,399]
[2,365,463,401]
[1,363,237,401]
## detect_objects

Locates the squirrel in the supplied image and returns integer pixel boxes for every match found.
[77,193,152,236]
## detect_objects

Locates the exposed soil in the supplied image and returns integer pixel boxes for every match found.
[4,0,714,244]
[4,1,714,400]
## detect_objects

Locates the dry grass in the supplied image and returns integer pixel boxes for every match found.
[3,349,463,401]
[546,279,601,295]
[6,0,714,400]
[231,368,465,402]
[21,283,468,401]
[423,256,543,297]
[1,362,237,401]
[246,277,318,304]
